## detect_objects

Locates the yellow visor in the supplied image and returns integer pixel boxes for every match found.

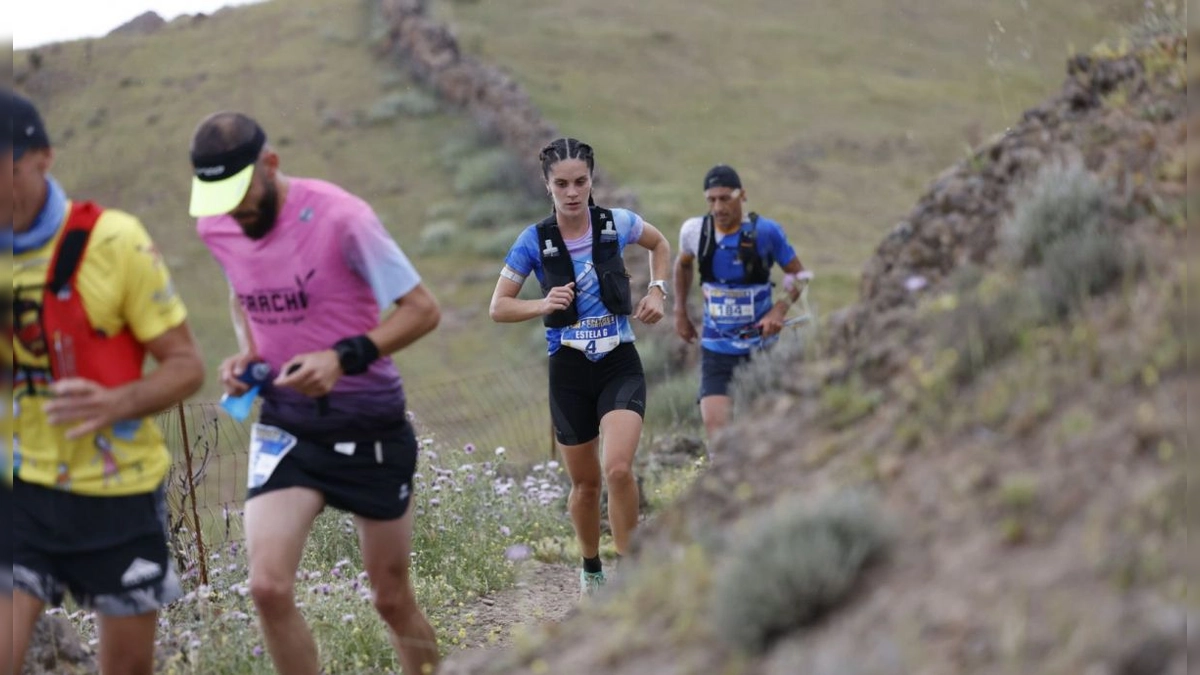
[188,163,255,217]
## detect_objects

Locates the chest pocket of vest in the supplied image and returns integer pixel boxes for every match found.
[594,254,632,317]
[537,206,632,328]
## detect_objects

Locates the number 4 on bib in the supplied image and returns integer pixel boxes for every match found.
[561,315,620,360]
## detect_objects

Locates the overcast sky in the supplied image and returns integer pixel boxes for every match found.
[9,1,264,49]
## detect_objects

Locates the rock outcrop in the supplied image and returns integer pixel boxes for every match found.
[107,11,167,38]
[374,0,637,208]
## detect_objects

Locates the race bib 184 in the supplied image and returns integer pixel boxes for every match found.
[561,315,621,358]
[247,423,298,489]
[706,287,756,327]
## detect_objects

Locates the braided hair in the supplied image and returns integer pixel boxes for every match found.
[539,138,596,207]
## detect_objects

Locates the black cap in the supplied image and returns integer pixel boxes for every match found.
[8,92,51,159]
[703,164,741,190]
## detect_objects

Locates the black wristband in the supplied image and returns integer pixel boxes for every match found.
[333,335,380,375]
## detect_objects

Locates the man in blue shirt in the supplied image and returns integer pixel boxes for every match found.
[673,164,810,439]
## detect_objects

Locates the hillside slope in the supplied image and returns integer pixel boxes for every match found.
[443,29,1190,675]
[436,0,1133,311]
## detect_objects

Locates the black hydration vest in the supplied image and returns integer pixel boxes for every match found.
[536,206,633,329]
[697,212,771,285]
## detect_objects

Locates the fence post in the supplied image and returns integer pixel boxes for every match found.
[178,402,209,587]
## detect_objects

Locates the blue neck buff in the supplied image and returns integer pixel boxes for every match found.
[14,176,68,255]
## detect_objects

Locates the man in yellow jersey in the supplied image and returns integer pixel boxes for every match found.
[9,91,205,675]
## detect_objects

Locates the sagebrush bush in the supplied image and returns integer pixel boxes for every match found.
[730,333,810,414]
[635,335,676,384]
[465,192,533,230]
[944,283,1041,383]
[1000,156,1139,319]
[424,200,460,222]
[712,491,890,654]
[440,133,482,171]
[818,376,883,430]
[1127,0,1185,41]
[1035,226,1139,319]
[365,89,440,124]
[470,224,529,258]
[419,219,460,255]
[1002,157,1106,267]
[453,149,523,195]
[643,373,702,434]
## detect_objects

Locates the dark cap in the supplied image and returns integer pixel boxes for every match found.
[6,91,52,159]
[703,164,742,191]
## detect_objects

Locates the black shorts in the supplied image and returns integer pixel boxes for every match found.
[246,419,419,521]
[549,341,647,446]
[0,482,13,595]
[700,348,753,399]
[13,479,181,616]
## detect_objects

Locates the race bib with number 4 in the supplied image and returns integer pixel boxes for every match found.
[248,423,298,489]
[561,314,621,360]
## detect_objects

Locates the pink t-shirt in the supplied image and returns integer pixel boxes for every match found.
[198,178,421,439]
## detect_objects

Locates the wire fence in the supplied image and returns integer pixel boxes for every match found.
[158,363,550,585]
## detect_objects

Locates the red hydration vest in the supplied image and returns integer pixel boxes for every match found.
[41,202,145,386]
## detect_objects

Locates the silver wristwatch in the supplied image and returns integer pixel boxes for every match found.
[647,280,668,298]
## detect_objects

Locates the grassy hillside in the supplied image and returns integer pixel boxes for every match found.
[437,0,1134,309]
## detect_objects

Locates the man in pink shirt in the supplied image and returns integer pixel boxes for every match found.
[189,111,440,675]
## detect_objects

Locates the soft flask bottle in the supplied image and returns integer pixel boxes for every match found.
[220,361,271,422]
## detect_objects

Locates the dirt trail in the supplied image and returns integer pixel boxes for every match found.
[446,562,581,655]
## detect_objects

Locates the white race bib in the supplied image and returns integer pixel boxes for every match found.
[561,315,621,357]
[705,287,756,329]
[247,423,298,489]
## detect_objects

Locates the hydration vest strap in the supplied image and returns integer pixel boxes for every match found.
[48,202,104,296]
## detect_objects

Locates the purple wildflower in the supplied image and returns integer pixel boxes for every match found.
[504,544,531,561]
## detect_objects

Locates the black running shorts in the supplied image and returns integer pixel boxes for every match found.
[13,479,182,616]
[246,418,419,521]
[699,348,753,399]
[548,342,647,446]
[0,482,12,596]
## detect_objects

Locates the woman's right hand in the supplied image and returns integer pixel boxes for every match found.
[540,282,575,315]
[219,352,260,396]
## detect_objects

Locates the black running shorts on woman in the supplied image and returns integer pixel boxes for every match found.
[549,342,647,445]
